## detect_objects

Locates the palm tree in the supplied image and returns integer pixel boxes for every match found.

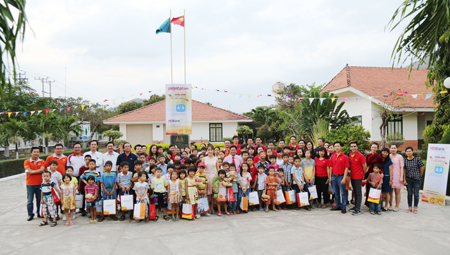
[3,119,31,159]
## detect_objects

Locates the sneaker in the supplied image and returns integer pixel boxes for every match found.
[413,208,418,214]
[352,210,361,216]
[195,214,200,219]
[406,208,412,213]
[205,212,211,216]
[348,207,356,212]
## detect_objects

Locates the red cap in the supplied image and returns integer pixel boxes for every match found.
[197,163,206,168]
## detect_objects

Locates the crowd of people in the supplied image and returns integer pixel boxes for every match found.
[23,136,425,227]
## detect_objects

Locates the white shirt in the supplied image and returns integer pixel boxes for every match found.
[103,151,119,172]
[67,153,84,177]
[85,150,104,174]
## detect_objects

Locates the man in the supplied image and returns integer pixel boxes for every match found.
[247,138,254,150]
[288,136,299,150]
[85,140,104,173]
[348,141,367,216]
[255,137,267,152]
[24,147,45,221]
[223,140,231,157]
[45,143,67,175]
[314,138,325,153]
[103,142,119,172]
[67,142,84,178]
[141,145,148,157]
[223,146,243,173]
[134,144,142,155]
[116,142,138,172]
[299,140,306,150]
[329,141,350,214]
[267,141,275,151]
[232,135,241,155]
[278,140,285,150]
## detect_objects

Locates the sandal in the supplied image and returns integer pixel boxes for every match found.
[322,204,327,209]
[381,208,387,212]
[218,212,222,216]
[69,220,73,225]
[65,221,70,226]
[272,208,278,212]
[306,207,311,211]
[163,215,170,221]
[136,220,141,223]
[225,211,230,215]
[265,208,269,212]
[98,216,105,222]
[51,221,57,227]
[155,216,159,222]
[370,212,375,215]
[89,220,94,224]
[377,212,381,215]
[145,218,150,223]
[119,216,125,221]
[39,221,48,226]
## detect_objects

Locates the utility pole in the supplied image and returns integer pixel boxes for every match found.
[34,77,49,97]
[17,71,27,84]
[46,79,55,98]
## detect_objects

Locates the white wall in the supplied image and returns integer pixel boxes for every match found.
[223,122,238,138]
[403,114,418,140]
[119,124,127,140]
[191,122,210,141]
[417,112,435,139]
[152,123,164,141]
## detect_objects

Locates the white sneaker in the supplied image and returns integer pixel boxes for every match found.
[195,214,200,219]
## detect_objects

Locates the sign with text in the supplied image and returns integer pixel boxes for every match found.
[170,135,189,150]
[422,143,450,206]
[165,84,192,135]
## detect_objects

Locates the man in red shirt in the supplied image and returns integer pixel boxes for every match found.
[329,141,350,213]
[348,141,367,216]
[223,140,231,157]
[24,147,45,221]
[247,138,254,150]
[288,136,299,150]
[255,137,267,152]
[232,135,241,155]
[45,143,67,176]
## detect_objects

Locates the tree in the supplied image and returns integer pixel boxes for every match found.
[243,106,283,141]
[142,94,165,106]
[0,0,27,101]
[325,125,371,155]
[103,129,123,143]
[236,125,253,140]
[3,119,32,159]
[118,101,142,114]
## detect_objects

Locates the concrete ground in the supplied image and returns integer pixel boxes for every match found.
[1,174,450,255]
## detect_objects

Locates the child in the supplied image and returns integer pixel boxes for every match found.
[168,171,182,221]
[132,160,149,183]
[227,163,240,214]
[157,155,168,175]
[276,169,286,210]
[185,166,199,219]
[63,166,78,221]
[276,148,284,166]
[179,170,187,214]
[100,161,118,222]
[368,164,383,215]
[78,155,91,216]
[148,157,157,167]
[196,163,209,216]
[61,174,76,226]
[174,160,182,172]
[241,151,249,163]
[80,159,101,188]
[216,157,223,172]
[134,171,150,222]
[48,160,63,187]
[39,171,59,227]
[184,158,192,168]
[85,176,99,223]
[292,156,306,210]
[266,148,273,157]
[268,155,279,173]
[148,164,158,184]
[216,169,231,216]
[151,167,169,221]
[164,164,174,181]
[256,165,267,211]
[139,154,149,172]
[239,163,252,213]
[265,166,279,212]
[289,155,294,165]
[222,162,230,173]
[117,161,133,221]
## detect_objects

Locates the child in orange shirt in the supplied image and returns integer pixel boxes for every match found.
[265,166,279,212]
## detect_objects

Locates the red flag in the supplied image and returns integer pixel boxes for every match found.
[171,16,184,27]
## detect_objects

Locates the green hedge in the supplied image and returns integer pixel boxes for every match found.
[134,143,225,154]
[0,148,90,178]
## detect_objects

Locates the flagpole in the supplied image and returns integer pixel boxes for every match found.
[170,9,173,84]
[184,9,186,84]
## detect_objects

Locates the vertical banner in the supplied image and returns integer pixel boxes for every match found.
[422,143,450,206]
[165,84,192,135]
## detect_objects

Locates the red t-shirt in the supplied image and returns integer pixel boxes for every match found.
[349,151,367,180]
[78,166,89,192]
[330,153,350,175]
[255,144,267,152]
[24,158,44,186]
[249,166,257,183]
[289,144,299,150]
[254,155,260,164]
[314,158,330,177]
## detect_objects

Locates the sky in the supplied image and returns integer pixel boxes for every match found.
[16,0,409,114]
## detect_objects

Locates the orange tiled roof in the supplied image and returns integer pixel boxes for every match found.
[104,100,253,123]
[321,65,435,108]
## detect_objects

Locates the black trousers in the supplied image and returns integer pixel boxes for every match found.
[351,179,362,211]
[316,176,330,204]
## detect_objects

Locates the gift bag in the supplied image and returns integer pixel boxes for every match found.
[248,191,259,206]
[39,204,44,217]
[367,188,381,204]
[275,189,285,205]
[133,203,146,219]
[240,196,248,211]
[167,202,172,215]
[149,204,156,220]
[198,197,210,213]
[103,197,117,215]
[75,194,84,209]
[286,189,297,204]
[217,186,227,202]
[182,203,195,219]
[297,192,310,207]
[227,188,235,202]
[346,177,353,191]
[308,185,318,200]
[120,194,134,211]
[95,199,103,215]
[285,191,293,205]
[51,188,61,206]
[328,183,334,194]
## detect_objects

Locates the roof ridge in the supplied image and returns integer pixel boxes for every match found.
[104,99,164,122]
[346,64,351,86]
[347,66,428,70]
[321,65,348,92]
[192,100,252,120]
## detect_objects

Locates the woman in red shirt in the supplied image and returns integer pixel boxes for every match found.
[364,143,383,207]
[315,147,330,208]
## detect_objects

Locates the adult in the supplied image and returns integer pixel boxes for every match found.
[390,144,404,212]
[85,140,104,173]
[404,147,424,213]
[116,142,138,172]
[147,144,158,161]
[298,140,306,151]
[214,147,221,157]
[134,144,142,155]
[364,143,383,207]
[24,147,45,221]
[224,145,243,173]
[348,141,367,216]
[203,144,218,213]
[288,136,299,150]
[314,138,325,154]
[141,145,148,157]
[380,148,393,211]
[45,143,67,175]
[327,144,334,158]
[267,141,276,151]
[253,146,264,163]
[103,142,119,172]
[278,140,285,150]
[306,141,316,159]
[314,147,330,208]
[232,135,242,155]
[329,142,350,214]
[255,137,267,152]
[247,138,254,149]
[184,146,191,154]
[223,140,231,157]
[67,142,84,178]
[324,141,330,150]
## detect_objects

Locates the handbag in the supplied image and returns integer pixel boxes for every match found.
[248,191,259,206]
[120,193,134,211]
[297,192,310,207]
[75,194,84,209]
[182,203,195,219]
[288,189,297,204]
[216,186,227,202]
[51,188,61,206]
[346,177,353,191]
[198,197,210,213]
[328,183,334,194]
[95,199,103,215]
[308,185,318,200]
[227,188,235,202]
[240,195,248,211]
[149,204,156,220]
[103,197,117,215]
[133,203,146,219]
[275,189,285,205]
[367,188,381,204]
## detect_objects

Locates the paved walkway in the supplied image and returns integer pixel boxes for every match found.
[1,174,449,255]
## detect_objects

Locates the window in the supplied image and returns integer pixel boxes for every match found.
[426,120,432,126]
[387,114,403,135]
[354,115,362,126]
[209,123,223,142]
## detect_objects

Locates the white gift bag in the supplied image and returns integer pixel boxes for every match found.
[297,192,310,207]
[133,203,146,219]
[288,189,297,203]
[308,185,318,200]
[103,197,117,215]
[198,197,210,213]
[368,188,381,204]
[248,191,259,206]
[120,194,134,211]
[275,189,285,205]
[75,194,84,209]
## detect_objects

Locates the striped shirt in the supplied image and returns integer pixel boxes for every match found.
[117,171,133,188]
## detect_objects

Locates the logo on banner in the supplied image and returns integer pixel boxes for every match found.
[176,104,186,112]
[434,166,444,174]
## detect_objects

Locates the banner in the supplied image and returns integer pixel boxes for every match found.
[422,143,450,206]
[165,84,192,135]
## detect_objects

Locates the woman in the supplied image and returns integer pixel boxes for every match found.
[364,143,383,207]
[298,140,306,150]
[404,147,424,214]
[315,147,330,208]
[306,141,316,159]
[327,144,334,158]
[203,144,217,214]
[381,148,393,211]
[184,146,191,154]
[390,144,404,212]
[146,144,158,161]
[253,146,264,163]
[214,147,221,158]
[218,150,225,161]
[248,146,256,158]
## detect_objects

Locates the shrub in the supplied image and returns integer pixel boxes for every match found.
[325,124,371,155]
[136,143,225,154]
[386,132,405,147]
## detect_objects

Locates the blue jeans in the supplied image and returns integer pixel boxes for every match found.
[27,185,41,217]
[369,192,382,212]
[332,175,347,209]
[228,192,238,211]
[406,178,421,208]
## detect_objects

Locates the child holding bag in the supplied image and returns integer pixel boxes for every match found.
[134,172,150,223]
[227,163,240,214]
[265,166,279,212]
[216,170,231,216]
[168,171,182,221]
[368,164,383,215]
[39,171,59,227]
[239,163,252,213]
[185,166,199,219]
[61,174,76,226]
